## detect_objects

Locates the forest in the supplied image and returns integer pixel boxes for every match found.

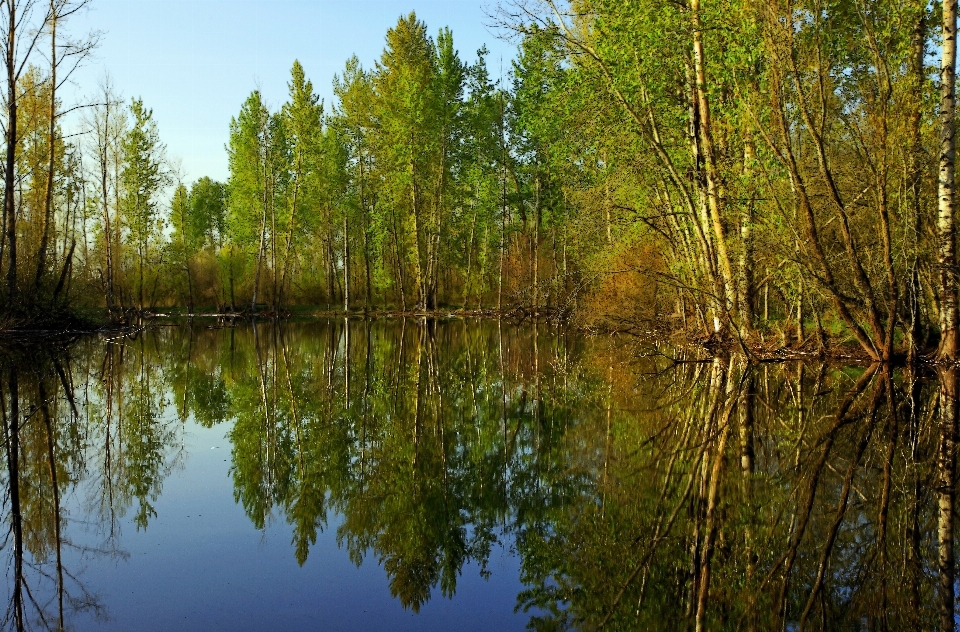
[2,0,960,361]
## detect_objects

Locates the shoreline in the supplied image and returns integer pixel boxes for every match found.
[0,306,941,367]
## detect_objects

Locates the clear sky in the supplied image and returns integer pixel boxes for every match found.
[64,0,516,184]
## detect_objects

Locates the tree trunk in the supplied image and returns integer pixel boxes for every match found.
[940,0,959,361]
[52,239,74,302]
[533,174,540,312]
[691,0,739,334]
[361,167,372,309]
[343,210,350,311]
[186,258,194,312]
[463,200,477,309]
[326,231,335,307]
[269,155,278,310]
[252,152,268,313]
[909,5,927,363]
[101,115,114,310]
[740,138,756,331]
[498,93,507,313]
[391,206,406,311]
[410,154,425,311]
[229,252,236,310]
[138,242,144,310]
[279,148,303,309]
[34,2,56,292]
[4,2,18,304]
[113,140,123,309]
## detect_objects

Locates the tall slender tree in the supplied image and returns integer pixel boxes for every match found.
[940,0,959,362]
[120,98,166,311]
[374,13,437,310]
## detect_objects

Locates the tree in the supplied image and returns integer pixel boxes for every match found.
[374,12,438,310]
[459,47,503,309]
[425,27,466,310]
[227,90,275,311]
[120,98,167,311]
[940,0,959,361]
[86,77,125,311]
[279,61,323,309]
[168,183,196,309]
[334,56,377,308]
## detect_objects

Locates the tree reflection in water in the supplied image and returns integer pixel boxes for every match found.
[0,320,957,630]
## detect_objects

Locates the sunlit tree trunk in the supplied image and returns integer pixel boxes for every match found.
[940,0,959,361]
[463,198,477,309]
[391,206,406,311]
[278,147,302,310]
[739,138,756,331]
[112,141,123,308]
[343,211,350,311]
[269,151,278,310]
[533,174,540,312]
[359,146,372,309]
[410,155,425,311]
[690,0,739,335]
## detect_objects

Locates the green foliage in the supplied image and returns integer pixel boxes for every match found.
[26,1,952,362]
[121,98,166,253]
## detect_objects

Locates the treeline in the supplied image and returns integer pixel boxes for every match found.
[172,17,565,315]
[15,10,580,319]
[12,2,960,361]
[115,1,960,362]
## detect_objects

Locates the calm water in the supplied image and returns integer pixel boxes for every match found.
[0,319,956,630]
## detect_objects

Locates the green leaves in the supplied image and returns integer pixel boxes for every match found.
[121,98,167,249]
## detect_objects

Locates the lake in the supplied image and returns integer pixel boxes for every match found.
[0,318,954,630]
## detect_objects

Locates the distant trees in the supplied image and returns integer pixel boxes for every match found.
[168,180,226,311]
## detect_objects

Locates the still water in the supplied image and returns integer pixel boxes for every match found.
[0,318,955,630]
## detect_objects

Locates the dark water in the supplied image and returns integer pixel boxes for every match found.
[0,319,956,630]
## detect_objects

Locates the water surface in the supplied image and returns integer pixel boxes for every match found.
[0,319,955,630]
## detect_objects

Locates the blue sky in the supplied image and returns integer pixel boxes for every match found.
[64,0,517,184]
